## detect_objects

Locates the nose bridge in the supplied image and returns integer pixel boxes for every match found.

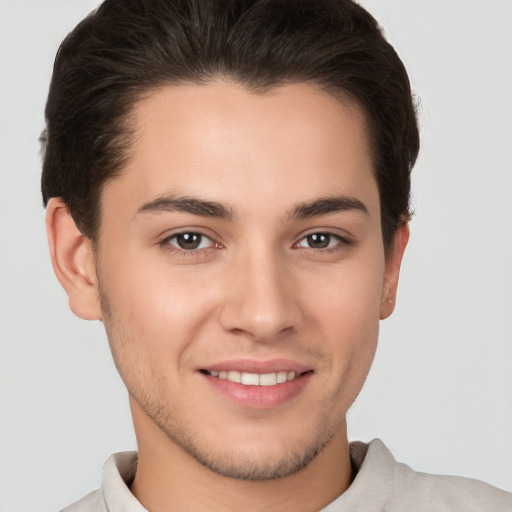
[219,243,301,339]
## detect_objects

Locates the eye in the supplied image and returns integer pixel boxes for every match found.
[166,232,215,251]
[296,232,344,250]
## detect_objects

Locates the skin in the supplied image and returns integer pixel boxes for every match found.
[46,81,408,512]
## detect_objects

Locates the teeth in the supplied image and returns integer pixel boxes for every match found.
[227,370,242,383]
[259,373,277,386]
[208,370,299,386]
[277,371,288,383]
[241,372,259,385]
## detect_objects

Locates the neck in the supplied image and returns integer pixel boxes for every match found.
[129,399,353,512]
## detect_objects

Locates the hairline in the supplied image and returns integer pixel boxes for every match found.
[88,77,383,247]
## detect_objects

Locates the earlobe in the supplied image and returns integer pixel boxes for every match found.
[46,198,102,320]
[379,221,409,320]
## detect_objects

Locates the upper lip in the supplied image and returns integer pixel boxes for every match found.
[200,358,313,374]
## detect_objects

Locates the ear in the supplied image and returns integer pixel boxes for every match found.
[46,198,102,320]
[379,221,409,320]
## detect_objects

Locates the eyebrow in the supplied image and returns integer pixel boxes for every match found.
[290,195,369,220]
[136,193,368,221]
[136,195,233,219]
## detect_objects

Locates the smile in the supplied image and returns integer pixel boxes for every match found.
[200,364,313,408]
[203,370,301,386]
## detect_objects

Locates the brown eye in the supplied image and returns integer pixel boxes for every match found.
[168,232,213,250]
[306,233,331,249]
[296,232,343,250]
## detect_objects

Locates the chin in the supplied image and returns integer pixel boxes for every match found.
[178,433,330,481]
[152,407,344,481]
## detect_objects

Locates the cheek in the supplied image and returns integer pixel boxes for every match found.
[305,259,383,365]
[99,252,219,356]
[311,257,383,318]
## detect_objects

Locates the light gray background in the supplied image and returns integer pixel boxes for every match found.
[0,1,511,510]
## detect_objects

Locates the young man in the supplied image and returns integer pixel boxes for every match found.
[41,0,512,510]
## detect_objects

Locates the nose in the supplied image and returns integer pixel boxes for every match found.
[219,248,303,341]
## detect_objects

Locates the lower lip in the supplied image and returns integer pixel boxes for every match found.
[201,372,313,409]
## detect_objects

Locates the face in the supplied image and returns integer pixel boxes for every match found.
[89,81,403,479]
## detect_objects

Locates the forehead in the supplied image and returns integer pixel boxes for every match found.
[102,81,378,220]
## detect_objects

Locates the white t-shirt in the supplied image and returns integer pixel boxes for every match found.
[61,439,512,511]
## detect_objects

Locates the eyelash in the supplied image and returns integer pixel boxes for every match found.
[159,230,352,257]
[160,231,221,258]
[294,232,352,253]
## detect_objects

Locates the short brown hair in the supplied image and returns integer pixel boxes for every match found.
[41,0,419,252]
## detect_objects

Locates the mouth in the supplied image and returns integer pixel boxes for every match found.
[200,369,312,386]
[199,359,314,408]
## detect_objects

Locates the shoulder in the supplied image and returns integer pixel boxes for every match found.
[60,451,143,512]
[389,459,512,512]
[60,489,106,512]
[342,439,512,512]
